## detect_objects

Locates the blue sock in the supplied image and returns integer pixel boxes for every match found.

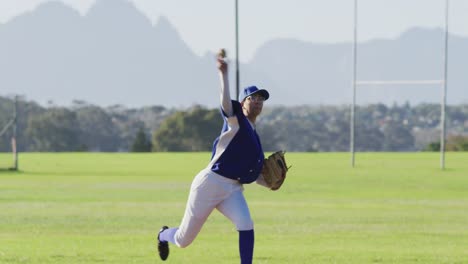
[239,229,254,264]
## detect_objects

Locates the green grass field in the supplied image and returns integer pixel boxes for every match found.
[1,152,468,264]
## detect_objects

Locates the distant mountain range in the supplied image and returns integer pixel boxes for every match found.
[1,0,467,108]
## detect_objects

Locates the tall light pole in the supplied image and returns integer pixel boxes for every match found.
[13,96,18,171]
[441,0,449,170]
[350,0,358,167]
[235,0,240,98]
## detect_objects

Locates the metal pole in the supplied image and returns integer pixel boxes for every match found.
[441,0,449,170]
[13,96,18,170]
[235,0,240,99]
[350,0,358,167]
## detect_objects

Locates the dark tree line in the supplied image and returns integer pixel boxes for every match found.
[0,97,173,152]
[1,96,467,152]
[152,106,221,151]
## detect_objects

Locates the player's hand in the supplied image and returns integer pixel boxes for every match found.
[217,49,228,75]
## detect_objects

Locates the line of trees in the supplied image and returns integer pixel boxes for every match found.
[1,96,467,152]
[0,97,173,152]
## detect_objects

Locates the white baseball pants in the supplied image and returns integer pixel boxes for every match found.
[169,168,254,248]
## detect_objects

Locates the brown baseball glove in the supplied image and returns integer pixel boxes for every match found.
[261,151,290,191]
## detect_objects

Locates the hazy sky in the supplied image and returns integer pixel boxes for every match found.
[1,0,467,62]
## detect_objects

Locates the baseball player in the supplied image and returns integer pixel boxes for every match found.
[157,51,270,263]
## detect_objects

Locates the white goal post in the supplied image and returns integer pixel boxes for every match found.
[350,0,450,169]
[0,96,18,171]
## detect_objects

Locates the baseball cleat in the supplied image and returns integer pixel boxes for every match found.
[157,226,169,261]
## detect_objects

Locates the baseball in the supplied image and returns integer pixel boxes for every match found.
[218,48,226,58]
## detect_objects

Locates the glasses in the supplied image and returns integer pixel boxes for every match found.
[247,95,265,102]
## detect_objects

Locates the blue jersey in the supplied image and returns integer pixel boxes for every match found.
[209,100,264,184]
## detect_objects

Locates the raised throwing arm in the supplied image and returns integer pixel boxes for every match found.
[217,49,233,117]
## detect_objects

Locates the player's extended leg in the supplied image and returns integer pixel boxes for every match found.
[159,169,235,253]
[159,169,218,248]
[217,189,254,264]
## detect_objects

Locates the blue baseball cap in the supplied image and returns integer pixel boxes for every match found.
[239,86,270,102]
